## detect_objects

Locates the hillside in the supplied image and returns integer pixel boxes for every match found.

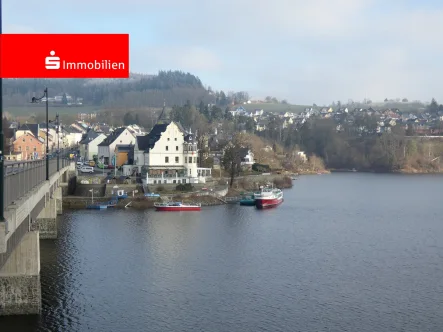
[2,71,213,110]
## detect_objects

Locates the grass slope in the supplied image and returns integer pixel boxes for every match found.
[240,103,310,113]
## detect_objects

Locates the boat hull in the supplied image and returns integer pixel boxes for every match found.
[155,206,201,211]
[255,198,283,209]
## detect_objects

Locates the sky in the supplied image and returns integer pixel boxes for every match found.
[4,0,443,105]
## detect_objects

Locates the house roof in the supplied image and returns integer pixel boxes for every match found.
[17,123,39,138]
[239,147,251,158]
[69,125,84,134]
[79,129,100,145]
[184,133,195,143]
[98,127,126,146]
[136,123,169,151]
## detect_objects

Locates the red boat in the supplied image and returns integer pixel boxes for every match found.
[254,186,284,209]
[154,202,201,211]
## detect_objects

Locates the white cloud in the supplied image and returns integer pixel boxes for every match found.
[132,46,222,73]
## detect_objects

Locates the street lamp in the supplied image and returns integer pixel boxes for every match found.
[49,114,60,171]
[31,88,49,180]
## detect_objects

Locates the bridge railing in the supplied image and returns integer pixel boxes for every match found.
[4,158,71,207]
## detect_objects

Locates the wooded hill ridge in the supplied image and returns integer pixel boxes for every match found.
[2,71,250,109]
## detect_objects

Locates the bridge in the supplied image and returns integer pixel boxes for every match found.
[0,158,75,316]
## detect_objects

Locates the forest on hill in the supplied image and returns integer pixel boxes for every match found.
[2,71,249,109]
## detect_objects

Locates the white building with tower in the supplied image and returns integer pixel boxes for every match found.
[131,120,211,186]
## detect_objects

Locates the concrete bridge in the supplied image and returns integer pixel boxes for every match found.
[0,158,75,316]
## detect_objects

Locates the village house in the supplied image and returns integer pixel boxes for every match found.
[79,128,106,161]
[131,121,212,185]
[97,127,134,165]
[239,148,255,167]
[12,132,45,160]
[15,123,40,140]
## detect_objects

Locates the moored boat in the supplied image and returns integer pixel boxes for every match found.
[239,193,256,206]
[154,202,201,211]
[86,203,108,210]
[144,192,161,197]
[254,186,284,209]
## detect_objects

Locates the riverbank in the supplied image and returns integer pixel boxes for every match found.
[63,174,295,210]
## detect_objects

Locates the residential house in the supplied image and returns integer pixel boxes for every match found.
[79,129,106,161]
[15,123,40,140]
[63,126,83,147]
[12,132,45,160]
[256,121,267,132]
[115,144,135,168]
[282,117,294,128]
[70,121,88,134]
[126,124,146,136]
[230,106,247,117]
[97,127,134,165]
[239,148,255,167]
[320,107,333,114]
[133,121,212,185]
[94,124,112,135]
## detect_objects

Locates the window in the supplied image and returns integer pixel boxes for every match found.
[34,147,37,151]
[176,146,179,151]
[167,138,170,141]
[175,157,179,163]
[26,146,29,151]
[19,146,22,151]
[194,157,197,163]
[175,138,177,141]
[185,157,187,163]
[166,146,169,151]
[165,156,169,163]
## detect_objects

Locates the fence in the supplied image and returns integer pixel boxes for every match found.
[3,158,71,207]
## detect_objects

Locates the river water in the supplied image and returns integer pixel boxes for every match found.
[1,173,443,332]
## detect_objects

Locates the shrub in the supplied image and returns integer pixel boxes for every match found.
[156,185,165,192]
[176,183,194,192]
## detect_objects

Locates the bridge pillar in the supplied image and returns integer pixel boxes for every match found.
[33,196,57,239]
[55,187,63,215]
[0,231,41,315]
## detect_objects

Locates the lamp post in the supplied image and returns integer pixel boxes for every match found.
[31,88,49,180]
[0,0,4,221]
[49,114,60,171]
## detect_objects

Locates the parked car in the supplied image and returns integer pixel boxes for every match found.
[80,166,94,173]
[88,160,96,167]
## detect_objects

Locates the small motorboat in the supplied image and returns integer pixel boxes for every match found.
[144,192,160,197]
[154,202,201,211]
[86,203,108,210]
[239,193,256,206]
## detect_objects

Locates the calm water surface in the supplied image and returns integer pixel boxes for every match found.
[2,173,443,332]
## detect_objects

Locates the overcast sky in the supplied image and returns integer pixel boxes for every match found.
[4,0,443,105]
